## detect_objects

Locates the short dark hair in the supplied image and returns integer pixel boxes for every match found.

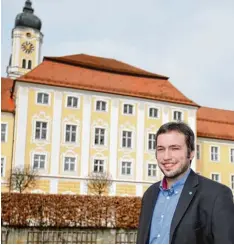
[155,121,195,157]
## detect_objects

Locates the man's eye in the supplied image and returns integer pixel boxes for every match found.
[157,148,163,151]
[172,147,179,150]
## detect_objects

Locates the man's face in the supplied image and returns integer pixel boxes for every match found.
[156,131,194,179]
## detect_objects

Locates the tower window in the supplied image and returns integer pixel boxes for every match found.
[28,60,32,69]
[22,59,26,68]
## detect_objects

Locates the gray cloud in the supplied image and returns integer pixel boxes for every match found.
[2,0,234,110]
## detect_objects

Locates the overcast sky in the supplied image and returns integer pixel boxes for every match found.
[2,0,234,110]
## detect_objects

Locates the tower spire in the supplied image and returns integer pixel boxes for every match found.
[23,0,34,14]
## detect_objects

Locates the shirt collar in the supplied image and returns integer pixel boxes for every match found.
[160,168,191,191]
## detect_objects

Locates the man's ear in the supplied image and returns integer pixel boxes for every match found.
[189,150,195,160]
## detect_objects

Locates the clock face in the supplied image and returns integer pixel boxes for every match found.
[21,41,34,54]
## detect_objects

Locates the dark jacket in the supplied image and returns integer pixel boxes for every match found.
[137,170,234,244]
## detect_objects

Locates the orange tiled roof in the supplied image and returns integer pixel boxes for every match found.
[45,54,169,79]
[197,107,234,141]
[1,77,15,113]
[18,54,198,107]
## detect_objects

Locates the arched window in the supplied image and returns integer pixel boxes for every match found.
[28,60,32,69]
[22,59,26,68]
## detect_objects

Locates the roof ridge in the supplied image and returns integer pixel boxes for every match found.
[44,55,169,80]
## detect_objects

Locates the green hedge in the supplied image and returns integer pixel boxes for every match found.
[1,193,142,228]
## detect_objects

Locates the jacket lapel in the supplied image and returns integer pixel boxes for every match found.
[144,183,160,243]
[169,170,199,243]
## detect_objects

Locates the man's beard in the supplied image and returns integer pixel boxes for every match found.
[159,161,189,179]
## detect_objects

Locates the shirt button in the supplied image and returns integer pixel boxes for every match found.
[161,215,164,218]
[167,196,170,199]
[175,191,178,194]
[157,234,161,238]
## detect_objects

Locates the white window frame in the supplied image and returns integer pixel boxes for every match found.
[34,120,49,141]
[123,104,134,115]
[121,130,133,149]
[196,144,201,160]
[66,95,80,109]
[147,163,157,177]
[93,159,105,173]
[230,148,234,163]
[210,145,220,162]
[230,174,234,191]
[172,110,184,121]
[36,92,50,106]
[120,160,132,176]
[211,173,221,183]
[147,132,156,151]
[63,156,77,172]
[64,123,78,144]
[1,156,6,177]
[32,152,47,170]
[148,107,160,119]
[95,99,108,112]
[94,127,106,146]
[1,123,8,143]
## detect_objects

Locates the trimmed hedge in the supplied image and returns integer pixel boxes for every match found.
[1,193,142,228]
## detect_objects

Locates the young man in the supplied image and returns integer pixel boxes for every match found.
[137,122,234,244]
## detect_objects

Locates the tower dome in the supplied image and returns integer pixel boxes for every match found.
[15,0,42,31]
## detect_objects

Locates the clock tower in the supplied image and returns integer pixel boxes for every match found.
[7,0,43,79]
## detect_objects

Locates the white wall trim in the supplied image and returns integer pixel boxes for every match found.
[50,91,62,175]
[136,102,145,182]
[109,99,119,179]
[50,179,58,194]
[14,86,29,168]
[80,95,91,177]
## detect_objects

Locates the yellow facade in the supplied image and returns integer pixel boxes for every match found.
[116,183,136,196]
[197,139,234,190]
[1,112,14,192]
[58,181,80,194]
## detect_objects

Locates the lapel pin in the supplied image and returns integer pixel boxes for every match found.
[189,192,192,195]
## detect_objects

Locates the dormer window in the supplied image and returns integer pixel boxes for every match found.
[37,92,49,105]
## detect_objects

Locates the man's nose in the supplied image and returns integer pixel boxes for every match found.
[163,149,172,160]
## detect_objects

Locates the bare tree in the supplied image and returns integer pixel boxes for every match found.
[86,171,113,196]
[8,165,38,193]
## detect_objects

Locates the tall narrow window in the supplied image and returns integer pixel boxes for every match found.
[67,96,78,108]
[122,131,132,148]
[211,173,220,182]
[94,128,105,145]
[211,146,219,161]
[173,111,182,121]
[1,123,7,142]
[37,93,49,105]
[149,108,159,118]
[64,157,76,171]
[230,149,234,163]
[22,59,26,68]
[28,60,32,69]
[231,175,234,191]
[96,101,107,111]
[65,125,77,143]
[197,145,200,160]
[35,121,47,140]
[123,104,133,115]
[148,133,156,150]
[33,154,46,169]
[121,161,132,175]
[1,157,5,177]
[93,159,104,173]
[148,164,157,177]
